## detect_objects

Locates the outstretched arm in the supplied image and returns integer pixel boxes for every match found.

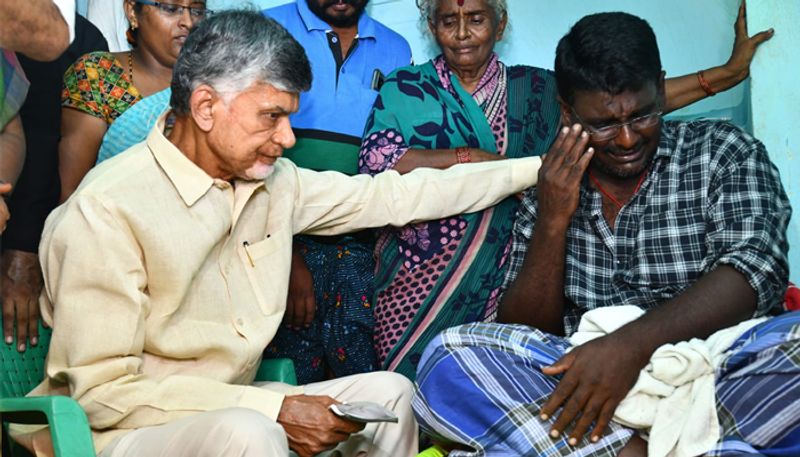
[663,0,772,113]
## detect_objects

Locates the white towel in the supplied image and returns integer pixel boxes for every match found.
[568,306,765,457]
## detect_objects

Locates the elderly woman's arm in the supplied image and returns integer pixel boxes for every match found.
[663,1,772,113]
[392,147,503,174]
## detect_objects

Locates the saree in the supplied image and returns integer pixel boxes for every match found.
[358,54,560,379]
[0,49,29,129]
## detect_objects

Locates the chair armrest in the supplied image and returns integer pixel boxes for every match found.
[254,359,298,385]
[0,396,95,457]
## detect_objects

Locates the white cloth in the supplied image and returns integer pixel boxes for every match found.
[569,306,765,457]
[53,0,75,43]
[85,0,130,52]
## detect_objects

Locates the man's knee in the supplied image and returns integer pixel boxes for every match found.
[360,371,414,400]
[203,408,288,456]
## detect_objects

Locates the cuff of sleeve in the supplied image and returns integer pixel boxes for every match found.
[510,157,542,193]
[713,257,781,317]
[238,386,286,421]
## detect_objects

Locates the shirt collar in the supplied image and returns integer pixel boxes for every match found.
[295,0,376,38]
[147,113,215,207]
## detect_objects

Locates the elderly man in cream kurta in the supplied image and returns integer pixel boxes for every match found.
[19,10,564,457]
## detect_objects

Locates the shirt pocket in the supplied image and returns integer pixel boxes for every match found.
[631,207,708,289]
[238,229,291,316]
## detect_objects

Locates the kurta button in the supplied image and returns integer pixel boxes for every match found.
[236,318,244,326]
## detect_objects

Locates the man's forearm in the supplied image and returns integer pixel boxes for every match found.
[0,0,69,60]
[498,220,569,334]
[613,265,757,359]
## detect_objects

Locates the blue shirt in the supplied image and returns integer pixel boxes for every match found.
[265,0,411,138]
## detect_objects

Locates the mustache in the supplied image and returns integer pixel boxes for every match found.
[321,0,359,6]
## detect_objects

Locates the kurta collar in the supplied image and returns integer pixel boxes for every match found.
[146,113,215,207]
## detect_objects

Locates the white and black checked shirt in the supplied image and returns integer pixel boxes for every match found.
[504,121,791,336]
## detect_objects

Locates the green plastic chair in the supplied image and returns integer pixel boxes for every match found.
[0,324,296,457]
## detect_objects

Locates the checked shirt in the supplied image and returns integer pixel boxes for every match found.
[503,120,791,336]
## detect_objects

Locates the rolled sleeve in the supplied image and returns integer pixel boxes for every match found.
[705,134,791,316]
[500,187,538,294]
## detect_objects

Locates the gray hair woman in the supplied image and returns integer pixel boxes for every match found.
[358,0,772,381]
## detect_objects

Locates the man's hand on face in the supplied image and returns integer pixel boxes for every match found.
[536,124,593,228]
[277,394,366,457]
[1,249,45,352]
[539,333,650,445]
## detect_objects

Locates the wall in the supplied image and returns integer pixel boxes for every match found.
[212,0,798,280]
[749,0,799,281]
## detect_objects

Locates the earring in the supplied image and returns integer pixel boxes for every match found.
[126,23,138,46]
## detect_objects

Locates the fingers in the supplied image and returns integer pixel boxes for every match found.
[750,29,774,47]
[589,400,617,443]
[0,182,12,194]
[567,395,606,445]
[735,0,747,36]
[2,298,13,345]
[540,366,577,421]
[541,352,575,376]
[549,385,588,440]
[28,296,40,347]
[16,303,28,352]
[302,295,315,328]
[283,297,295,326]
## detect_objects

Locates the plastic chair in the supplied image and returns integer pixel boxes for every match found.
[0,323,296,457]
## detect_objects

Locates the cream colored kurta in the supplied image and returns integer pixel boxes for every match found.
[30,116,542,452]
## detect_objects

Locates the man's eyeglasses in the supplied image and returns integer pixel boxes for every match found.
[135,1,212,20]
[570,107,662,142]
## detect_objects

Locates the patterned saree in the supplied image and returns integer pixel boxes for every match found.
[359,54,560,379]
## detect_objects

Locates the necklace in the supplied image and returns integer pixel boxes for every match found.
[588,169,648,210]
[127,49,134,85]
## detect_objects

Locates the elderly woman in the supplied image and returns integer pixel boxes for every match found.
[359,0,772,379]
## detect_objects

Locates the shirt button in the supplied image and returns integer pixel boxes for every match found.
[331,36,338,43]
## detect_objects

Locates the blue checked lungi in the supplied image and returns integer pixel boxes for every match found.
[412,311,800,457]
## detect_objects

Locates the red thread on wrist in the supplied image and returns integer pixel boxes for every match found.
[455,147,472,164]
[697,71,716,97]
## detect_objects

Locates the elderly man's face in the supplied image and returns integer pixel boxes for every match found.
[307,0,368,28]
[430,0,506,76]
[207,83,299,181]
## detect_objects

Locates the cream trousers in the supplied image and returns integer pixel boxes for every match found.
[99,371,418,457]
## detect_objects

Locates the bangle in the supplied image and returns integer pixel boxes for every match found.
[697,71,716,97]
[455,147,472,164]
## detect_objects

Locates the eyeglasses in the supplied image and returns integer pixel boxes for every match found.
[570,107,662,142]
[135,1,212,20]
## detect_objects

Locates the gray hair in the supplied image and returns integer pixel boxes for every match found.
[416,0,508,27]
[170,10,312,115]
